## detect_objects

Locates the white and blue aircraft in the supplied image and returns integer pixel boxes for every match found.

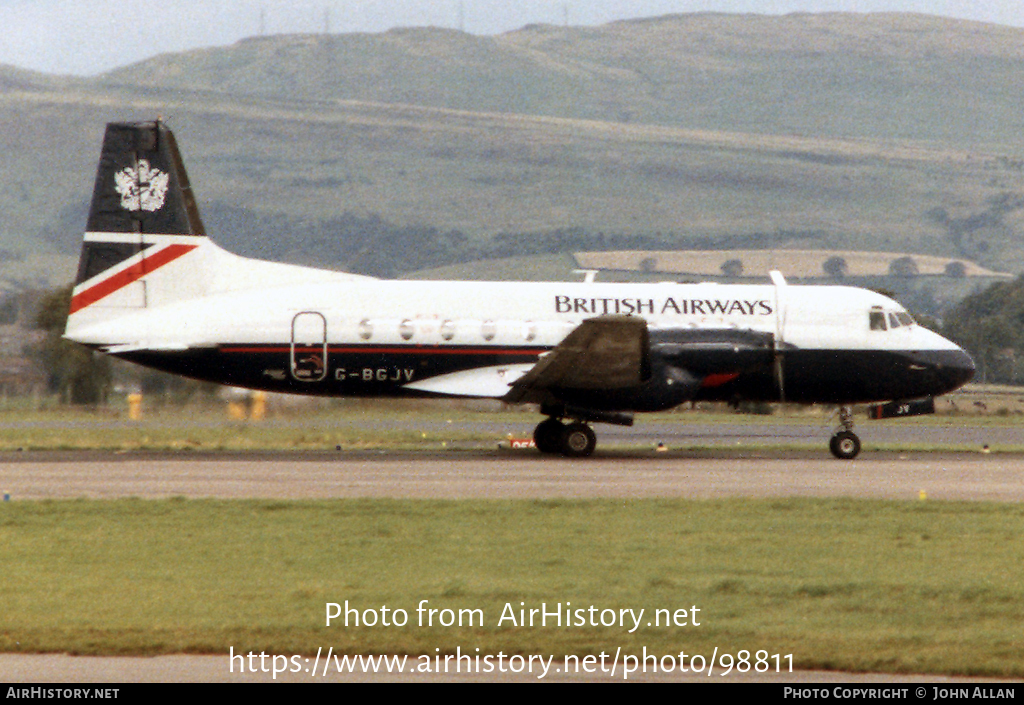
[64,121,975,458]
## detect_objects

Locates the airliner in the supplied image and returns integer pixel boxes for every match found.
[63,121,975,459]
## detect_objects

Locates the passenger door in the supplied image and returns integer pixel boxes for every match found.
[291,312,327,381]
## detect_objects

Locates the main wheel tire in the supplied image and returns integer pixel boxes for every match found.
[534,418,564,454]
[560,423,597,458]
[829,431,861,460]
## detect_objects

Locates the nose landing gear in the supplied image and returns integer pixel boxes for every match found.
[533,418,597,458]
[829,406,861,459]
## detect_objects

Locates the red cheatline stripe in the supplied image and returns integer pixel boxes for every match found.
[69,244,198,314]
[219,346,548,356]
[700,372,741,388]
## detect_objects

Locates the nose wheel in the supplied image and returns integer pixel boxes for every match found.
[534,418,597,457]
[829,406,861,459]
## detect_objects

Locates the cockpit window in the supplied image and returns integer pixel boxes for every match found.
[871,308,915,331]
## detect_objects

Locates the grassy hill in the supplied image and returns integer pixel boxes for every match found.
[101,13,1024,146]
[3,13,1024,298]
[504,13,1024,145]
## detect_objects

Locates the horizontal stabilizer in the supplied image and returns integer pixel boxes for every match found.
[102,342,193,354]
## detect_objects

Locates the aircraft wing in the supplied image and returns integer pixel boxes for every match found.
[504,315,648,403]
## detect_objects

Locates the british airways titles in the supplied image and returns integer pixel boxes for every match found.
[554,295,774,317]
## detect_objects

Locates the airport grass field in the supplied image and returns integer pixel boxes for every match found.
[0,497,1021,677]
[0,399,1022,677]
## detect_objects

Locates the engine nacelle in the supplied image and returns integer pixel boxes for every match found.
[551,348,702,413]
[652,327,775,376]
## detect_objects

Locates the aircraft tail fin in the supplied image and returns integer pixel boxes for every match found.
[66,120,217,335]
[65,120,368,347]
[83,120,205,239]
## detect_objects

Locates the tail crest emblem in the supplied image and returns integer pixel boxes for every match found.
[114,160,169,212]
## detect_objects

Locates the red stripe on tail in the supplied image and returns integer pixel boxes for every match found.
[69,244,198,314]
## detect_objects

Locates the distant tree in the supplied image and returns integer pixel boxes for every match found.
[889,256,919,278]
[822,255,848,278]
[640,257,657,273]
[943,276,1024,384]
[31,285,111,405]
[720,258,743,277]
[945,261,967,278]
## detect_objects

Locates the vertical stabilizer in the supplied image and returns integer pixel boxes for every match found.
[65,120,369,349]
[67,121,213,333]
[84,121,205,238]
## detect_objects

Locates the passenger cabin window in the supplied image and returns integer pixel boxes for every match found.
[440,320,455,341]
[869,311,887,331]
[481,320,497,341]
[358,319,373,340]
[400,319,414,341]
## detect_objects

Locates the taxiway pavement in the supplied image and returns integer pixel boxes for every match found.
[0,450,1021,502]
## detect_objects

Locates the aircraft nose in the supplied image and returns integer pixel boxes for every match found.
[946,347,976,390]
[929,347,975,394]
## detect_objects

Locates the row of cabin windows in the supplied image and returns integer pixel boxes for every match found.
[869,309,916,331]
[357,319,539,342]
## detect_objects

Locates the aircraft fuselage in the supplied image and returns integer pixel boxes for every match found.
[75,275,974,409]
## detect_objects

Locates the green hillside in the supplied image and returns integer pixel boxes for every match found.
[505,12,1024,145]
[103,13,1024,146]
[2,13,1024,297]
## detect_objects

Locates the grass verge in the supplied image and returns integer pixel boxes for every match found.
[0,403,1022,452]
[0,497,1021,677]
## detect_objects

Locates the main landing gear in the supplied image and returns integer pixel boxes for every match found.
[534,418,597,458]
[829,405,861,460]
